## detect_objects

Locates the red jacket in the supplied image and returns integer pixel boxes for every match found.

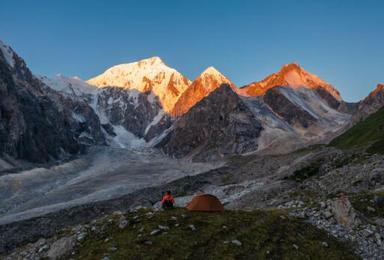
[161,194,175,204]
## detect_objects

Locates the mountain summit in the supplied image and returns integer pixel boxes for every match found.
[170,66,236,116]
[87,57,190,113]
[238,63,341,100]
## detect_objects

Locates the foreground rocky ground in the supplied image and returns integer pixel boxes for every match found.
[4,208,357,259]
[1,145,383,259]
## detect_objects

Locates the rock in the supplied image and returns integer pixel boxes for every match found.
[367,206,376,212]
[109,246,117,252]
[144,240,153,245]
[375,233,382,245]
[46,236,76,260]
[101,256,110,260]
[112,211,123,216]
[150,229,162,236]
[188,224,196,231]
[321,242,329,247]
[36,238,47,247]
[38,244,49,253]
[158,225,169,231]
[231,240,242,246]
[362,228,374,238]
[118,219,128,229]
[170,216,178,221]
[77,232,86,241]
[330,194,360,228]
[323,210,333,219]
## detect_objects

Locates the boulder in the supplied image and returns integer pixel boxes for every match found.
[330,195,360,228]
[46,236,76,259]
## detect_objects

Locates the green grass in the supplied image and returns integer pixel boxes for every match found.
[350,191,384,219]
[330,107,384,154]
[73,208,358,260]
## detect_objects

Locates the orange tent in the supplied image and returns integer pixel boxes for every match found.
[186,194,224,212]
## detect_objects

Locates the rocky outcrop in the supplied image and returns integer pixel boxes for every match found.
[157,84,263,161]
[0,41,105,163]
[353,84,384,122]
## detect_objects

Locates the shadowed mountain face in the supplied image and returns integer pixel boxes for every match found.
[0,41,105,163]
[263,87,317,128]
[156,84,263,161]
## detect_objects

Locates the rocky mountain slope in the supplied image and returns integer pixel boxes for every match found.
[40,74,172,146]
[0,41,105,164]
[157,85,262,161]
[234,64,352,154]
[352,83,384,122]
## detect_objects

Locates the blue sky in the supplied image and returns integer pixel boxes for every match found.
[1,0,383,101]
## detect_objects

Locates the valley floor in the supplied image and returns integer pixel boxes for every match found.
[0,146,220,225]
[1,145,384,259]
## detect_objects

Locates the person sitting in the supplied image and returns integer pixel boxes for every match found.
[161,190,175,210]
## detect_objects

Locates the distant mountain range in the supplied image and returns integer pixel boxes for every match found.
[0,39,383,164]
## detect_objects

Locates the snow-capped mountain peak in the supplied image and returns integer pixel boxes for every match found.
[238,63,341,100]
[170,67,236,116]
[87,57,191,112]
[201,66,221,75]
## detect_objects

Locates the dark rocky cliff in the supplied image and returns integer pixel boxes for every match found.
[157,84,263,161]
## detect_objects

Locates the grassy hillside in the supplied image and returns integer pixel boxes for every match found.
[74,208,357,259]
[330,107,384,154]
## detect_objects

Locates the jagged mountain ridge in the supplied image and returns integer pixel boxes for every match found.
[2,39,382,163]
[44,57,354,158]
